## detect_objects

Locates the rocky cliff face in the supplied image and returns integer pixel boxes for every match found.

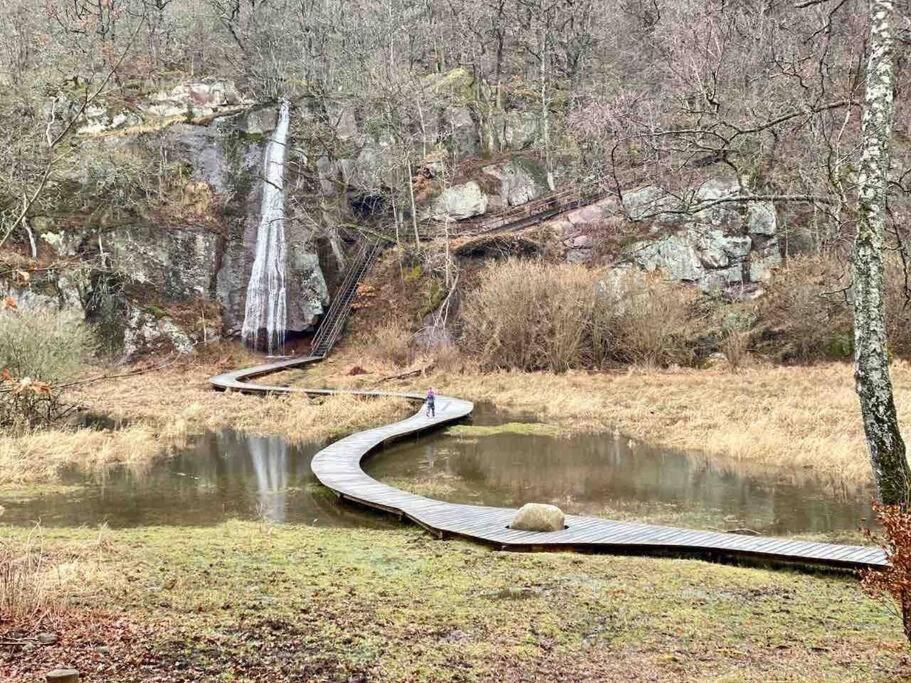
[547,177,783,295]
[21,84,330,359]
[6,71,796,361]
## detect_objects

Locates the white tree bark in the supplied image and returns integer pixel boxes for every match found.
[853,0,911,506]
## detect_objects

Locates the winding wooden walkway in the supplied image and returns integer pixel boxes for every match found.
[210,357,888,571]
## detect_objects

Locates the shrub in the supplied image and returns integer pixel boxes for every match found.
[592,269,704,367]
[0,532,58,624]
[460,260,705,371]
[756,252,911,361]
[756,254,852,361]
[719,328,752,370]
[369,322,413,367]
[863,504,911,647]
[460,260,595,372]
[0,307,95,430]
[0,308,95,382]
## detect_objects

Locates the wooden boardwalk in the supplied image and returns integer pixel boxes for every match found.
[211,358,888,571]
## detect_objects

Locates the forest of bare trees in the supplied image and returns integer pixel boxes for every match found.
[1,0,910,254]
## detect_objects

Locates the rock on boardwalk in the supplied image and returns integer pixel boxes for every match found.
[510,503,566,532]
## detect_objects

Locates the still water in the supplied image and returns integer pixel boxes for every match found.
[366,427,875,535]
[1,411,874,535]
[1,431,389,529]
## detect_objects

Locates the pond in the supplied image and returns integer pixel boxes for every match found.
[367,418,875,536]
[0,431,390,529]
[1,407,874,536]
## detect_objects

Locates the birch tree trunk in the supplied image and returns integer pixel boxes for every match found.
[853,0,911,507]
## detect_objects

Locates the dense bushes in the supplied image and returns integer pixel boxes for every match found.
[0,308,95,431]
[0,308,95,381]
[756,255,852,361]
[460,261,593,371]
[757,254,911,361]
[460,260,706,371]
[391,253,911,372]
[368,323,413,366]
[592,269,704,367]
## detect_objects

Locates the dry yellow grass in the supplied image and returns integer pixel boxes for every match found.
[0,359,410,486]
[273,351,909,489]
[4,342,900,491]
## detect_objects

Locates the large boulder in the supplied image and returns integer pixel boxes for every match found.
[502,111,541,151]
[327,104,359,141]
[122,308,195,361]
[484,158,550,207]
[286,247,328,331]
[500,158,549,206]
[749,242,783,282]
[510,503,566,532]
[746,201,777,235]
[345,137,398,192]
[0,276,84,315]
[609,176,783,294]
[694,177,741,202]
[432,181,489,221]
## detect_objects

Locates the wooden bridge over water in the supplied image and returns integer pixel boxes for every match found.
[211,181,888,572]
[211,355,886,571]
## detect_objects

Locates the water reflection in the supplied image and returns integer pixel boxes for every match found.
[1,413,876,537]
[248,434,289,522]
[1,430,391,529]
[367,429,875,535]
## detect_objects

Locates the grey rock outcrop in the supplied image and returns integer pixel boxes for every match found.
[445,106,481,158]
[53,98,331,351]
[746,201,777,235]
[141,81,249,120]
[500,158,549,206]
[632,234,705,282]
[122,308,195,361]
[104,226,219,301]
[501,110,541,151]
[77,81,254,136]
[544,176,782,293]
[483,158,550,208]
[346,137,398,192]
[622,186,684,222]
[432,181,489,221]
[163,104,329,337]
[286,247,329,331]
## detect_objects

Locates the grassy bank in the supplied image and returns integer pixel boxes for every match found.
[1,521,906,682]
[2,343,892,494]
[272,354,901,489]
[0,357,411,486]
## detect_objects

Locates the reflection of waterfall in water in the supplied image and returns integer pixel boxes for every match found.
[249,435,289,522]
[241,99,290,355]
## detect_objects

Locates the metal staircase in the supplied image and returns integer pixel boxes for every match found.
[310,241,382,358]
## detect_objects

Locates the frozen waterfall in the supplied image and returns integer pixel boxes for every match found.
[241,99,291,355]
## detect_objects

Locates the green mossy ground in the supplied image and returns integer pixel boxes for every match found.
[4,521,908,681]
